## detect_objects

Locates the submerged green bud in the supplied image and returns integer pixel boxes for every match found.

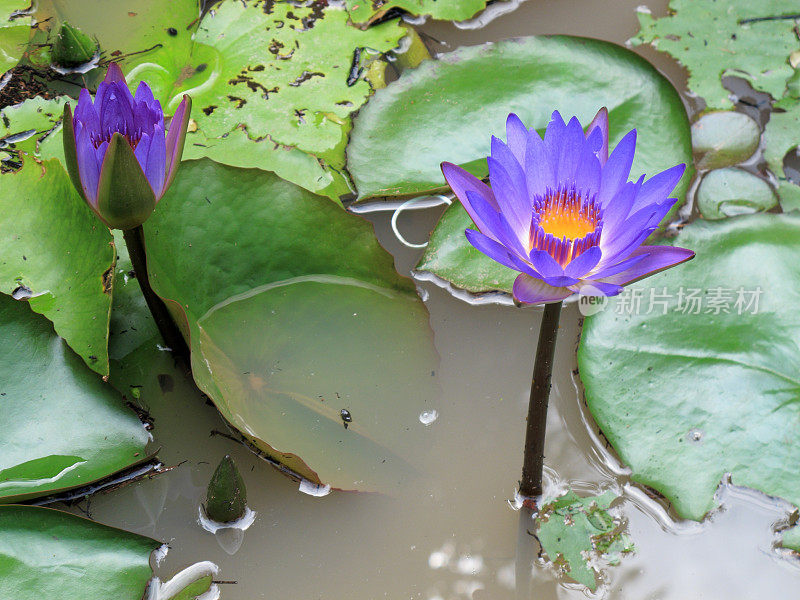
[52,23,97,67]
[205,455,247,523]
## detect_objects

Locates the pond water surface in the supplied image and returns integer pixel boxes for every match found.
[58,0,800,598]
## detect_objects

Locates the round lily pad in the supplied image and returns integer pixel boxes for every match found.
[692,111,760,170]
[696,168,777,220]
[579,213,800,520]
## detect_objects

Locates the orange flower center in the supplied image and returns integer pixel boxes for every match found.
[538,203,596,241]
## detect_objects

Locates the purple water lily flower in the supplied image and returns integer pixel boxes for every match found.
[442,109,694,304]
[63,63,191,230]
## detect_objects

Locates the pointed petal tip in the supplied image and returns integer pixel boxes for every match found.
[104,62,126,82]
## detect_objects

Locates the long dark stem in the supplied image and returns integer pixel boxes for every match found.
[122,225,189,364]
[519,301,563,500]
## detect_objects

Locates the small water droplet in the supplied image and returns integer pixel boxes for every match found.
[419,409,438,426]
[688,428,704,444]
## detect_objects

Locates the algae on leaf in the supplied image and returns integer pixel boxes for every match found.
[631,1,800,110]
[535,491,633,591]
[344,0,487,26]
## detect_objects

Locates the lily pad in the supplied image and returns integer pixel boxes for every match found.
[171,575,213,600]
[692,111,760,170]
[696,168,777,219]
[0,98,115,376]
[535,491,633,590]
[344,0,487,26]
[0,0,32,74]
[780,525,800,552]
[351,35,692,294]
[0,505,159,600]
[0,293,149,503]
[764,98,800,211]
[579,213,800,520]
[144,159,438,489]
[631,1,800,110]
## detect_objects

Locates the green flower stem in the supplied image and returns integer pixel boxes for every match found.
[122,225,189,363]
[519,300,563,500]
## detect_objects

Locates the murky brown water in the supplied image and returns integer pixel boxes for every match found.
[58,0,800,598]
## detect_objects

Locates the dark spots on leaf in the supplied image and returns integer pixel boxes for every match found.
[259,0,275,14]
[336,100,353,107]
[196,63,208,73]
[341,408,352,429]
[289,71,324,87]
[249,64,266,72]
[202,105,217,116]
[227,95,247,108]
[228,72,278,99]
[167,27,178,36]
[347,48,364,86]
[294,109,307,124]
[269,39,294,60]
[102,265,113,294]
[88,355,98,362]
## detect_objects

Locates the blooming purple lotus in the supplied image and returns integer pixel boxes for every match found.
[442,109,694,304]
[63,63,191,230]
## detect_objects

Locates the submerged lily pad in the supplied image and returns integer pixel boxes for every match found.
[535,491,633,590]
[579,214,800,520]
[764,98,800,211]
[0,293,149,502]
[692,111,760,171]
[144,160,438,489]
[631,1,800,110]
[344,0,487,26]
[0,505,159,600]
[696,168,777,219]
[0,98,115,376]
[350,36,692,294]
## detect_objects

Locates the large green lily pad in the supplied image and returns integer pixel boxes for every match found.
[631,0,800,110]
[144,159,438,489]
[0,293,149,503]
[0,505,159,600]
[579,214,800,520]
[1,98,115,376]
[350,36,691,294]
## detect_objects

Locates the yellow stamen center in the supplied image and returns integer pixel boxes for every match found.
[539,204,595,241]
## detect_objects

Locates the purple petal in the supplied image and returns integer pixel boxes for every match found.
[145,124,167,196]
[487,151,529,233]
[164,95,190,188]
[573,134,602,197]
[555,116,586,185]
[543,111,567,167]
[505,113,528,164]
[598,129,637,207]
[601,176,644,238]
[104,62,126,83]
[632,163,686,212]
[465,191,528,257]
[76,125,101,204]
[530,249,565,278]
[564,246,602,278]
[465,229,536,276]
[588,252,646,279]
[442,162,500,233]
[525,127,554,198]
[586,107,609,165]
[640,197,679,229]
[133,132,152,183]
[513,274,573,305]
[596,246,694,286]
